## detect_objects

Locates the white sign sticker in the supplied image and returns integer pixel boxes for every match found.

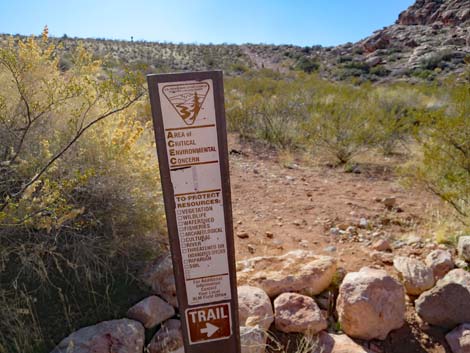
[158,79,231,305]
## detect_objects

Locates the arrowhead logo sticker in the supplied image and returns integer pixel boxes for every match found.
[162,82,210,125]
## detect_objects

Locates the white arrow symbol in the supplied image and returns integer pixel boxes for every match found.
[200,323,219,337]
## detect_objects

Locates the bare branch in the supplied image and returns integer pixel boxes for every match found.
[7,92,144,205]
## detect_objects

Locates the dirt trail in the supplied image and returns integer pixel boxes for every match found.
[227,134,451,353]
[229,134,441,268]
[241,46,288,73]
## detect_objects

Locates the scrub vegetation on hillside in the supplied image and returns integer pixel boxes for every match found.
[0,30,469,353]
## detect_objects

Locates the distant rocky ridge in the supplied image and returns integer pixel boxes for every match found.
[324,0,470,80]
[0,0,469,81]
[397,0,470,26]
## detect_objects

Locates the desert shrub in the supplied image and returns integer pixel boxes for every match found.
[420,49,454,70]
[369,85,423,155]
[334,64,369,80]
[370,65,391,77]
[225,71,319,149]
[343,60,370,73]
[58,54,73,71]
[226,88,308,148]
[230,62,250,74]
[303,84,376,164]
[295,57,320,73]
[411,68,436,80]
[0,290,43,353]
[405,79,470,224]
[337,55,353,64]
[0,31,165,352]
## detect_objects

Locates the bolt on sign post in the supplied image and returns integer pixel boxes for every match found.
[147,71,241,353]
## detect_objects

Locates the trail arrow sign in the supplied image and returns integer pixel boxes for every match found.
[147,71,241,353]
[202,323,220,338]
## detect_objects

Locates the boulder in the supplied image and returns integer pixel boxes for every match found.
[240,326,267,353]
[363,33,390,53]
[238,286,273,331]
[456,258,469,269]
[458,236,470,262]
[393,256,435,295]
[337,267,405,340]
[148,319,184,353]
[365,56,382,67]
[51,319,144,353]
[425,249,454,280]
[141,254,178,307]
[370,250,394,264]
[416,269,470,328]
[236,250,337,297]
[273,292,327,334]
[127,296,175,329]
[316,332,368,353]
[446,323,470,353]
[371,239,391,252]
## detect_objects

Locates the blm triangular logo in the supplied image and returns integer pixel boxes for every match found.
[162,82,210,125]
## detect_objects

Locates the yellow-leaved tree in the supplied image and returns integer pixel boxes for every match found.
[0,28,165,353]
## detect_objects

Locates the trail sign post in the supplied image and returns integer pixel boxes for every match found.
[147,71,241,353]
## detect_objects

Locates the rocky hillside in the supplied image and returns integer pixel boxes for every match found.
[243,0,470,81]
[397,0,470,25]
[0,0,469,81]
[334,0,470,80]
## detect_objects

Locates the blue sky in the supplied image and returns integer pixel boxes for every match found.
[0,0,414,46]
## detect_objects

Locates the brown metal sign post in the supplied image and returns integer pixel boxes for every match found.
[147,71,241,353]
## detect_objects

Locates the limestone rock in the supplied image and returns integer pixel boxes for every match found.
[127,296,175,329]
[383,197,396,209]
[238,286,273,331]
[236,250,337,297]
[446,323,470,353]
[425,249,454,279]
[148,319,184,353]
[240,326,267,353]
[337,267,405,340]
[141,253,178,307]
[370,250,394,264]
[51,319,144,353]
[316,332,369,353]
[456,258,469,269]
[363,33,390,53]
[371,239,391,252]
[416,269,470,328]
[393,256,435,295]
[273,292,327,334]
[365,56,382,67]
[458,236,470,262]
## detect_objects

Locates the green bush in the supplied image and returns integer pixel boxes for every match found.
[303,84,375,164]
[226,74,309,149]
[370,65,391,77]
[420,50,454,70]
[405,79,470,223]
[369,85,422,155]
[295,57,320,73]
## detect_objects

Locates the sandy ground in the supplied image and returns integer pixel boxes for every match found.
[227,134,453,353]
